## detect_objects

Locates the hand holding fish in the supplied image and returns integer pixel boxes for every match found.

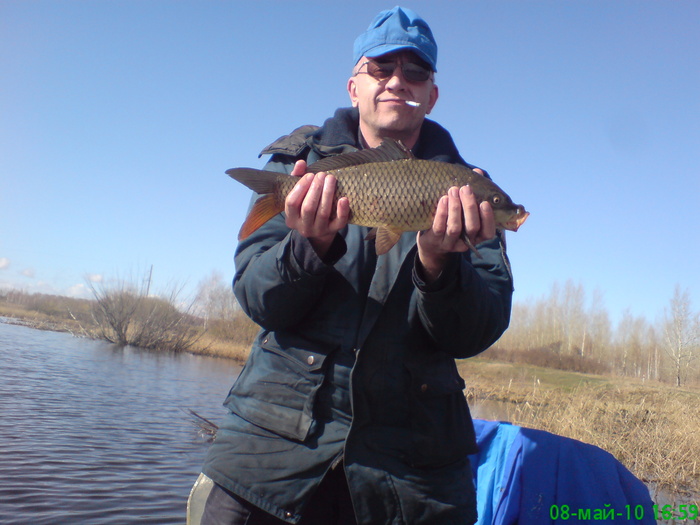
[417,179,497,284]
[284,160,350,258]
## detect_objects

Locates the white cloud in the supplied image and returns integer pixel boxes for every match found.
[21,268,35,278]
[0,258,9,270]
[86,273,103,283]
[66,283,92,299]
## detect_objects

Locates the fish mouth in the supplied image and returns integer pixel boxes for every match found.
[502,210,530,232]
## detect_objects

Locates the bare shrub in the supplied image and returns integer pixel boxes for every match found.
[89,285,139,345]
[87,273,201,352]
[129,293,202,352]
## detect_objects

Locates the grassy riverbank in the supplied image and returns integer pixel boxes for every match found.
[0,306,252,362]
[0,295,254,362]
[459,358,700,505]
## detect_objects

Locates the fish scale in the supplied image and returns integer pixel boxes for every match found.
[329,160,463,230]
[227,139,529,255]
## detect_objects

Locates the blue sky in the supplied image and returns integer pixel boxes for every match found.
[1,0,698,325]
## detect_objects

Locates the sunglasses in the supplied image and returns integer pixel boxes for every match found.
[355,60,432,83]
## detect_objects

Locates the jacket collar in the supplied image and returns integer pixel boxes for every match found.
[310,107,468,166]
[260,107,469,167]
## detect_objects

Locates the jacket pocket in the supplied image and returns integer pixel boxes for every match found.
[224,332,329,442]
[405,357,476,467]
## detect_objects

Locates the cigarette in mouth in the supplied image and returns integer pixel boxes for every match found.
[405,100,421,107]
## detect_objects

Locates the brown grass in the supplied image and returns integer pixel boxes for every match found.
[0,303,95,336]
[187,332,251,362]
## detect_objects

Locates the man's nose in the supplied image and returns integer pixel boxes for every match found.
[385,66,409,90]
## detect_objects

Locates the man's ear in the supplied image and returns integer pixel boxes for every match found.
[426,83,439,115]
[347,77,359,107]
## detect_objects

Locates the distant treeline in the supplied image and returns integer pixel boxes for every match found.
[490,280,700,387]
[1,275,698,386]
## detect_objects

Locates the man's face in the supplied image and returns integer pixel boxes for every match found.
[347,51,439,145]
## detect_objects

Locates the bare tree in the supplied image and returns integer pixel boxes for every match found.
[195,270,238,329]
[585,289,611,362]
[615,310,650,377]
[561,280,587,355]
[662,285,700,387]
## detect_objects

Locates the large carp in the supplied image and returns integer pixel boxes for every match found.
[227,139,529,255]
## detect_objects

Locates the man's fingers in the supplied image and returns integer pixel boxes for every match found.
[285,171,348,239]
[460,185,481,246]
[431,195,449,237]
[445,187,464,239]
[290,159,308,177]
[330,197,351,230]
[285,173,313,222]
[299,173,326,229]
[316,174,336,222]
[479,201,496,241]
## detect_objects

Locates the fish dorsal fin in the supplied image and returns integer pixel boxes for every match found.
[307,138,413,173]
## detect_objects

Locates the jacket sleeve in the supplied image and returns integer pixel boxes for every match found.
[412,233,514,358]
[232,156,347,331]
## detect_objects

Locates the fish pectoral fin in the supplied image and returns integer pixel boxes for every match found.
[238,194,283,240]
[460,230,483,259]
[374,226,403,255]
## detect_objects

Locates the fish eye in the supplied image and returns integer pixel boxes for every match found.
[492,195,502,205]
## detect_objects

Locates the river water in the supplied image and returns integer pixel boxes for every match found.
[0,320,240,524]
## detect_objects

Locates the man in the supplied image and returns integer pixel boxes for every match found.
[190,6,514,524]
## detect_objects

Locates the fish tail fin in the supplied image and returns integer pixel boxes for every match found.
[226,168,280,195]
[239,194,283,240]
[227,167,285,240]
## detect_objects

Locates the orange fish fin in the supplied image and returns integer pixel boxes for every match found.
[238,194,283,240]
[374,226,403,255]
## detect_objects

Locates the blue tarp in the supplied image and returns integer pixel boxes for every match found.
[469,420,656,524]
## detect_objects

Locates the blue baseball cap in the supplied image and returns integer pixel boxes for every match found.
[353,6,438,72]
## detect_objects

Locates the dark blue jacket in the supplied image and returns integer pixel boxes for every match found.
[203,108,514,524]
